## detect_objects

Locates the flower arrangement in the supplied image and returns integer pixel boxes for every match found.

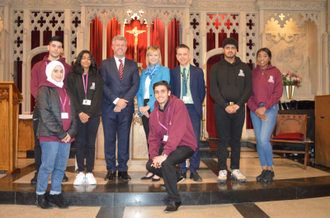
[281,71,301,88]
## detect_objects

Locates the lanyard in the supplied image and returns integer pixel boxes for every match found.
[82,74,89,99]
[59,89,68,112]
[157,106,171,133]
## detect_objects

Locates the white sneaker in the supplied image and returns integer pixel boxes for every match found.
[231,169,246,182]
[73,172,86,185]
[218,170,227,183]
[86,173,97,185]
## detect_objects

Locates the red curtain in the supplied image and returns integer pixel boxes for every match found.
[106,17,121,58]
[90,17,103,67]
[124,18,148,69]
[150,18,165,67]
[168,18,180,69]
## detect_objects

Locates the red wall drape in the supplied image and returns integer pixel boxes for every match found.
[168,18,180,69]
[90,17,103,67]
[150,17,165,67]
[124,18,148,69]
[106,17,121,58]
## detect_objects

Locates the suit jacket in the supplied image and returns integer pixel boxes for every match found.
[170,65,206,117]
[100,57,139,114]
[136,65,170,116]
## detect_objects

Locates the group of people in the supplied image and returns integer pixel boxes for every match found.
[30,34,283,212]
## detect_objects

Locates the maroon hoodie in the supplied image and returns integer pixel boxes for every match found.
[37,80,73,143]
[30,56,72,100]
[148,95,197,159]
[247,65,283,112]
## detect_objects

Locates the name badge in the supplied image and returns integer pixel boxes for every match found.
[163,135,168,142]
[82,99,91,106]
[183,96,190,101]
[61,112,69,119]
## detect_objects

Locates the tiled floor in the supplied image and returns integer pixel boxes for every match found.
[2,147,330,217]
[13,147,330,185]
[1,196,330,218]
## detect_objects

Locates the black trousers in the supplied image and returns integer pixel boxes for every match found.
[214,104,245,171]
[141,99,150,154]
[33,107,41,171]
[75,115,100,173]
[146,145,194,202]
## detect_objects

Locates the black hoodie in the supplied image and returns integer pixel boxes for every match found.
[209,56,252,109]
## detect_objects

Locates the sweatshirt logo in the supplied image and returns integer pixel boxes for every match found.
[268,76,274,83]
[238,69,245,77]
[90,82,95,90]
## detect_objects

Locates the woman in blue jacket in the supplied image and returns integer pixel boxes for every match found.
[137,46,170,181]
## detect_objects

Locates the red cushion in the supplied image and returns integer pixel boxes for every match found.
[273,132,304,140]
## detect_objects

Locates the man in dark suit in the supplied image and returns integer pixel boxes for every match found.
[170,44,206,182]
[100,35,139,181]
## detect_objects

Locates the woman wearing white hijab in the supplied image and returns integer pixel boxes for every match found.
[35,61,78,209]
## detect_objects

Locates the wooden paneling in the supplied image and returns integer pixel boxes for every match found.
[315,95,330,168]
[0,82,23,173]
[0,93,10,170]
[18,119,34,151]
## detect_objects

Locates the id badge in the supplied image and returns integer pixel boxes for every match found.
[183,96,190,101]
[61,112,69,119]
[163,135,168,142]
[82,99,91,106]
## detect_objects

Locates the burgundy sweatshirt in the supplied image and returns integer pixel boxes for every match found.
[148,95,197,159]
[30,56,72,100]
[38,81,73,143]
[247,65,283,112]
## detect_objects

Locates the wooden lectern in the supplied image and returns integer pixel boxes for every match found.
[315,95,330,168]
[0,82,23,174]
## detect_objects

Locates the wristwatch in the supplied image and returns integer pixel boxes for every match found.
[162,153,168,158]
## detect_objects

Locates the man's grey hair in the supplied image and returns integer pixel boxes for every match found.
[112,35,127,45]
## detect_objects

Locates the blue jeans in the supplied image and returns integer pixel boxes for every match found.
[36,141,70,195]
[250,103,278,167]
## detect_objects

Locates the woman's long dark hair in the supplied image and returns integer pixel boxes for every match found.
[256,47,272,65]
[72,50,99,75]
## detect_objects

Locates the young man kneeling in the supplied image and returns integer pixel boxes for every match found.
[146,80,197,212]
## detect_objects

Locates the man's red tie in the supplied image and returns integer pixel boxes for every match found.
[119,59,124,81]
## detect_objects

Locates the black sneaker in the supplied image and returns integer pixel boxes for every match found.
[256,170,267,182]
[176,171,185,183]
[48,193,69,209]
[36,194,52,209]
[179,171,186,179]
[262,170,274,183]
[190,172,202,182]
[62,174,69,182]
[31,172,38,185]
